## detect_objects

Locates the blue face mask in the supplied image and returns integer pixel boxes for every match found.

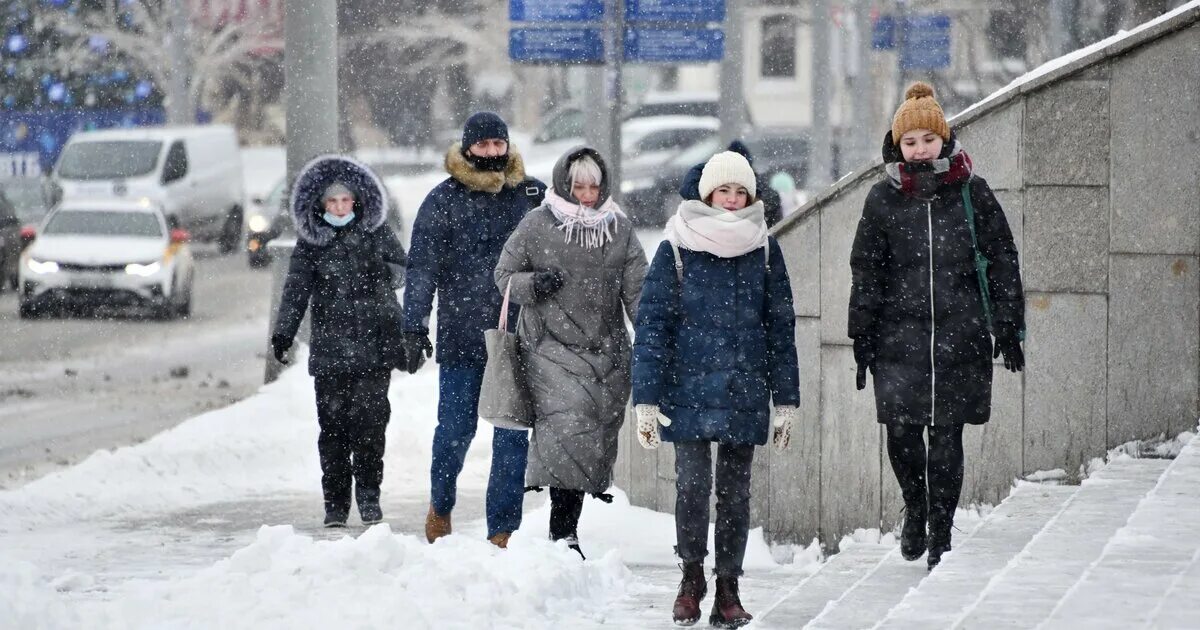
[323,211,355,227]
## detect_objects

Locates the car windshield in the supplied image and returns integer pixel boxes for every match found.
[669,137,722,168]
[43,210,162,237]
[627,102,718,119]
[57,141,163,180]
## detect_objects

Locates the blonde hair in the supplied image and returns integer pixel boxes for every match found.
[568,155,603,187]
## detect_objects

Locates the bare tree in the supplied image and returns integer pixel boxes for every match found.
[46,0,282,123]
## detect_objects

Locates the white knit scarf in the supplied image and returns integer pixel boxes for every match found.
[664,199,769,258]
[544,188,625,249]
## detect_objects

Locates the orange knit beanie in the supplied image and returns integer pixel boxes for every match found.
[891,82,950,144]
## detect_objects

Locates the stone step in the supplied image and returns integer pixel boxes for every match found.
[949,457,1171,629]
[1041,434,1200,629]
[753,544,893,629]
[869,483,1078,630]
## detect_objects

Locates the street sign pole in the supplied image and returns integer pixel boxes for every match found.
[718,0,744,146]
[810,0,834,188]
[605,0,624,193]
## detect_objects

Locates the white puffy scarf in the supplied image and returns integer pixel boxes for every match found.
[545,188,625,249]
[664,199,769,258]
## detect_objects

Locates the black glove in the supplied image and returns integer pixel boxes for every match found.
[400,332,433,374]
[271,334,292,365]
[853,335,877,391]
[993,325,1025,372]
[531,268,566,302]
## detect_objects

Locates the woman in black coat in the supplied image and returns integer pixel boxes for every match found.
[849,83,1025,570]
[271,155,407,528]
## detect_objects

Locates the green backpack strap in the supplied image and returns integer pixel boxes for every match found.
[961,182,995,334]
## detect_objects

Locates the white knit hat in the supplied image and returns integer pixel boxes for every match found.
[698,151,756,201]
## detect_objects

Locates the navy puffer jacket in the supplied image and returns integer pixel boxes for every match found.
[401,145,546,366]
[633,238,800,445]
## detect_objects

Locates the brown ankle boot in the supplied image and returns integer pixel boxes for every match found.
[671,562,707,626]
[709,576,752,628]
[425,506,451,543]
[488,532,511,548]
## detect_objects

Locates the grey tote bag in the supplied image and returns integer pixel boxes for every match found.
[478,279,534,430]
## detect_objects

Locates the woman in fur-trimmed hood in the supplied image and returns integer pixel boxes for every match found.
[270,154,407,529]
[400,112,548,549]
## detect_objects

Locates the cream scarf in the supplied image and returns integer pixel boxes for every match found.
[544,189,625,249]
[664,199,769,258]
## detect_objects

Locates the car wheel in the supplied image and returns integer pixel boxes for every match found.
[217,206,243,255]
[176,283,193,319]
[18,300,39,319]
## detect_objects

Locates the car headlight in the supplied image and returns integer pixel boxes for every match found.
[125,262,161,277]
[621,178,655,194]
[247,214,269,233]
[27,259,59,274]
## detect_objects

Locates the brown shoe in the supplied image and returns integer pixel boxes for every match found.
[671,562,707,626]
[709,576,752,628]
[488,532,511,548]
[425,506,451,543]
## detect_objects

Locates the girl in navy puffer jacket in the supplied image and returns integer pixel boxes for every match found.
[632,150,800,628]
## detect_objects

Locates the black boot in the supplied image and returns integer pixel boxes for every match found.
[324,509,348,528]
[709,576,752,628]
[672,562,707,626]
[900,502,928,561]
[927,510,952,570]
[357,486,383,526]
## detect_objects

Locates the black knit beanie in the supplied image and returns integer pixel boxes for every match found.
[461,112,509,148]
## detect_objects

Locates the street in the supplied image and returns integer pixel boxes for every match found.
[0,247,273,488]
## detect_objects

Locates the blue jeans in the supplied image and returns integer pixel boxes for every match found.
[431,364,529,538]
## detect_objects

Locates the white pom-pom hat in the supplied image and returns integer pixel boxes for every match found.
[698,150,757,201]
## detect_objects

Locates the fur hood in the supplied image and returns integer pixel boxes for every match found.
[444,143,527,193]
[291,155,389,246]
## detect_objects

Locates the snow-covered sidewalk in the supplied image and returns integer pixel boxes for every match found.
[0,354,822,629]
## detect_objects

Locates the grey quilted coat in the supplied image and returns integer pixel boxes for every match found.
[493,147,647,493]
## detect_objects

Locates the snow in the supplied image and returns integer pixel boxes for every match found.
[956,0,1200,120]
[0,347,816,629]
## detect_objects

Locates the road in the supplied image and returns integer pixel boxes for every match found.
[0,247,274,488]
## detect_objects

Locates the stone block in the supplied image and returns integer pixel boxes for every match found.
[820,344,882,546]
[612,406,632,494]
[778,212,821,317]
[993,190,1024,258]
[1110,26,1200,255]
[768,318,822,544]
[1023,186,1109,292]
[1023,292,1108,474]
[956,100,1023,191]
[656,440,677,515]
[750,445,772,529]
[962,367,1025,506]
[626,405,660,510]
[820,184,873,345]
[1108,255,1200,442]
[1024,80,1110,186]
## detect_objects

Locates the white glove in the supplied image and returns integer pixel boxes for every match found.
[635,404,672,450]
[772,405,799,451]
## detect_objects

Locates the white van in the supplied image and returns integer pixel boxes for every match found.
[51,125,245,252]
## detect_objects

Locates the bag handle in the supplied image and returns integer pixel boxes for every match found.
[497,277,524,333]
[962,182,995,333]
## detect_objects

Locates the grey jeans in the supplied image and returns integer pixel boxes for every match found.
[673,441,755,577]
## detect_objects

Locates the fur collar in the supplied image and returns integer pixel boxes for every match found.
[444,143,527,193]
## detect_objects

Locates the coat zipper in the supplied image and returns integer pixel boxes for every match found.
[926,201,937,426]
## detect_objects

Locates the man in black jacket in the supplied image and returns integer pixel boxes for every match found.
[271,155,406,528]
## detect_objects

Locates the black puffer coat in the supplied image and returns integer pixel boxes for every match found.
[848,135,1024,426]
[274,155,407,376]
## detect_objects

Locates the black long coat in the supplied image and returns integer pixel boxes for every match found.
[848,146,1023,426]
[274,156,407,376]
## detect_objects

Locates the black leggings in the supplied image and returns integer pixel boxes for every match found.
[885,424,965,524]
[549,487,585,541]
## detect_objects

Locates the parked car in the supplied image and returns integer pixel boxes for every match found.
[49,125,244,253]
[623,91,753,127]
[619,129,828,226]
[0,188,19,292]
[19,199,195,319]
[245,176,285,268]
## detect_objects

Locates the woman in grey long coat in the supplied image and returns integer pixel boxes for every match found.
[494,146,647,558]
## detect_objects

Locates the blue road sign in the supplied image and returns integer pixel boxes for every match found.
[509,27,604,64]
[900,14,951,70]
[624,27,724,63]
[509,0,604,23]
[626,0,725,23]
[872,15,896,50]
